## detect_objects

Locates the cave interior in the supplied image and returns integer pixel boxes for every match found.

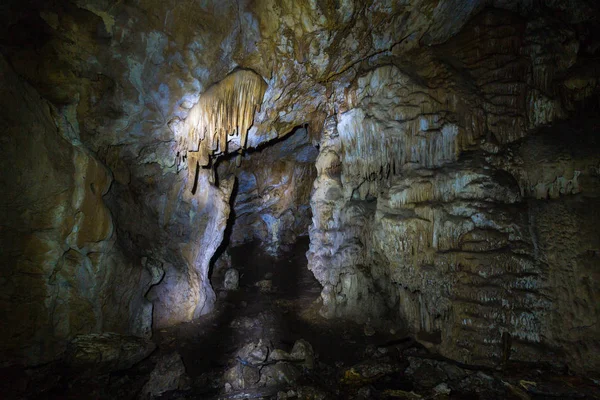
[1,0,600,399]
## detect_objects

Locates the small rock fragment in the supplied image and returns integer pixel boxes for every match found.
[290,339,315,369]
[255,279,273,292]
[382,389,422,399]
[224,268,240,290]
[433,382,451,395]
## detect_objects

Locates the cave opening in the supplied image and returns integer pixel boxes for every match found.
[220,126,317,254]
[208,125,319,294]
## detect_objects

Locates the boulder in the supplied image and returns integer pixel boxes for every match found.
[224,339,314,392]
[66,333,155,373]
[141,352,189,399]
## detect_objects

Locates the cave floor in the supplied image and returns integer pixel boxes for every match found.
[168,237,396,370]
[154,237,404,397]
[150,239,600,400]
[10,239,600,399]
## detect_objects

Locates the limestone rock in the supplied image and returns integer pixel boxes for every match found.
[255,280,274,293]
[290,339,315,370]
[219,127,318,255]
[147,174,235,327]
[1,0,599,378]
[224,339,313,392]
[66,333,155,373]
[304,5,600,374]
[224,268,240,291]
[224,340,270,390]
[141,352,188,399]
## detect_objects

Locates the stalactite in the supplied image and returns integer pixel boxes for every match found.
[337,108,465,200]
[180,69,267,191]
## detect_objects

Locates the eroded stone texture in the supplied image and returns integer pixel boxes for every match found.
[143,173,235,327]
[218,128,318,255]
[224,339,314,392]
[1,0,599,376]
[307,9,600,373]
[66,333,156,373]
[0,56,152,366]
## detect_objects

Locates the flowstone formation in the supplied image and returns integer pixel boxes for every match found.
[308,9,600,373]
[173,69,267,186]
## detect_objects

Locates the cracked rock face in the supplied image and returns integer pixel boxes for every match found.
[307,9,600,373]
[218,127,318,255]
[0,56,153,366]
[0,0,599,375]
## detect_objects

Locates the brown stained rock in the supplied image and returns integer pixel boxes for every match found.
[341,359,402,386]
[290,339,315,370]
[71,148,113,249]
[0,56,151,366]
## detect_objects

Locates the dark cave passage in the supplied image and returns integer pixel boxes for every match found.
[208,124,319,303]
[154,239,414,399]
[215,126,318,257]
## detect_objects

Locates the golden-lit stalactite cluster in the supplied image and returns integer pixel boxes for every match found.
[179,69,267,191]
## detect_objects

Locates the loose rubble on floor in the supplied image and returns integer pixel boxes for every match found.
[3,241,599,400]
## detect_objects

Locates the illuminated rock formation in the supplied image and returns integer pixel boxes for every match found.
[307,10,600,374]
[145,70,267,326]
[174,69,267,190]
[0,0,599,379]
[148,70,268,326]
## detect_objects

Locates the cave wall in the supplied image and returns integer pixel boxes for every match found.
[307,10,600,373]
[0,0,599,373]
[0,56,153,366]
[0,0,333,365]
[218,128,318,255]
